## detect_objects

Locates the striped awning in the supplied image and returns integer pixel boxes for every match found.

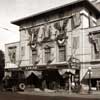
[84,68,100,79]
[58,69,75,75]
[24,71,42,78]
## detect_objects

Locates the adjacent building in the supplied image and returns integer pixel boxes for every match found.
[5,0,100,90]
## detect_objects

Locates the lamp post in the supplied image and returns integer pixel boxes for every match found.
[88,67,92,94]
[67,69,71,94]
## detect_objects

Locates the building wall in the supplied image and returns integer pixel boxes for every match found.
[5,42,20,68]
[5,4,99,82]
[93,1,100,25]
[19,7,83,67]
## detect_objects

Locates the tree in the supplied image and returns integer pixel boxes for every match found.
[0,50,5,82]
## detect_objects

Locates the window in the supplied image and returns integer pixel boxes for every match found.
[8,46,16,63]
[59,46,66,62]
[32,50,37,64]
[45,47,51,63]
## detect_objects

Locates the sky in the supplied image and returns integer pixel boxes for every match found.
[0,0,99,51]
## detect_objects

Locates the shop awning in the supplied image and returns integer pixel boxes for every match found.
[84,68,100,79]
[24,71,42,79]
[58,69,75,75]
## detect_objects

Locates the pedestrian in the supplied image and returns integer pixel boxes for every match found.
[96,80,99,91]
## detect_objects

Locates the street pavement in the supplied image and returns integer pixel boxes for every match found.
[18,89,100,100]
[0,88,100,100]
[0,91,100,100]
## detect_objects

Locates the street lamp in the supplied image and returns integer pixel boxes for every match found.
[88,67,92,94]
[67,69,71,94]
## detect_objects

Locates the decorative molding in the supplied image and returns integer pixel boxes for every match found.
[27,28,32,36]
[43,42,54,49]
[54,18,68,34]
[56,34,68,46]
[42,24,52,42]
[19,12,83,31]
[28,27,40,49]
[8,47,17,64]
[19,13,75,31]
[71,12,81,29]
[88,33,100,53]
[54,19,68,46]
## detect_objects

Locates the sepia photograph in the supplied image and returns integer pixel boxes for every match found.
[0,0,100,100]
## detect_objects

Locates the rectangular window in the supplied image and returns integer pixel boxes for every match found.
[32,50,37,64]
[59,46,66,62]
[45,48,51,63]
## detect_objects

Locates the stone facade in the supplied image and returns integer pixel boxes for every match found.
[5,42,20,68]
[5,0,100,90]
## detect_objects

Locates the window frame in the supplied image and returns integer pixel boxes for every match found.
[32,49,37,65]
[59,45,66,62]
[44,47,51,63]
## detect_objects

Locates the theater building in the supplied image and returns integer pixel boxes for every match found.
[5,0,100,91]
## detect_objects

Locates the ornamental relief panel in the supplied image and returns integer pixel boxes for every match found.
[42,24,52,41]
[54,19,68,36]
[27,19,68,45]
[54,19,68,46]
[27,14,81,48]
[27,27,40,49]
[8,46,16,64]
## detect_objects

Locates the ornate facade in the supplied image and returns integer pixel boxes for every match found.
[5,0,100,91]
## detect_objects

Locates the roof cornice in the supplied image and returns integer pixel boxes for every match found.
[11,0,100,26]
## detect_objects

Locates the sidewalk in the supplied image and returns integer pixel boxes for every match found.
[18,89,100,99]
